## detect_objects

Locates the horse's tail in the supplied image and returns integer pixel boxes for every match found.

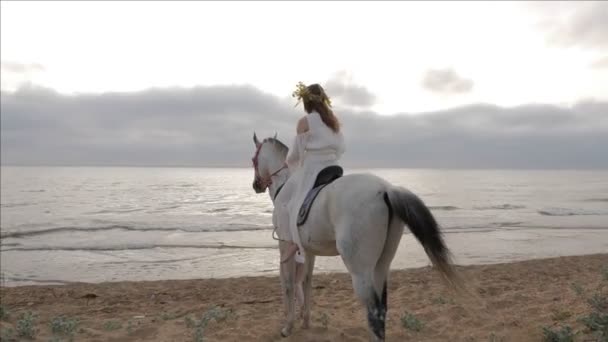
[385,187,462,289]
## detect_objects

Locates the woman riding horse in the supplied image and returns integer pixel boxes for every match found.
[251,87,460,339]
[279,82,345,265]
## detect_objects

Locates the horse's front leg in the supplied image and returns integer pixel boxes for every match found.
[295,263,305,312]
[301,254,316,329]
[279,241,296,337]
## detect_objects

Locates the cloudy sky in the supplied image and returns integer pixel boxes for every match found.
[1,1,607,168]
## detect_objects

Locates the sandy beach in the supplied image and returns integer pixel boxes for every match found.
[1,253,606,341]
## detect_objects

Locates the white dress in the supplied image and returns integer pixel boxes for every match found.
[280,111,345,263]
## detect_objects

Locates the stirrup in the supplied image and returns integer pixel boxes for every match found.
[294,250,305,264]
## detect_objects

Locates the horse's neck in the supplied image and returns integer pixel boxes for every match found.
[268,165,290,203]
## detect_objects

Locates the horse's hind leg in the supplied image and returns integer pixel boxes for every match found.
[372,220,404,334]
[337,223,387,341]
[348,272,386,342]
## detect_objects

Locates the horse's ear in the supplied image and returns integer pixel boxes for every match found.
[253,132,261,147]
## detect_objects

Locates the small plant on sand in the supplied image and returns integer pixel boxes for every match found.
[319,312,329,328]
[50,315,79,341]
[400,312,423,332]
[587,293,607,312]
[126,320,135,334]
[1,327,16,342]
[184,306,233,342]
[542,325,575,342]
[202,306,233,324]
[16,311,37,339]
[161,311,179,321]
[545,279,607,342]
[0,305,9,321]
[564,274,608,341]
[193,326,204,342]
[185,315,196,328]
[602,267,608,282]
[103,320,123,331]
[488,332,505,342]
[571,282,584,296]
[578,292,608,340]
[431,296,447,305]
[551,309,572,322]
[579,310,608,340]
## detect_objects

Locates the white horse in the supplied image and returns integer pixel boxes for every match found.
[251,133,459,341]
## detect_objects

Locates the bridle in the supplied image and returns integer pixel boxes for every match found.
[252,141,288,196]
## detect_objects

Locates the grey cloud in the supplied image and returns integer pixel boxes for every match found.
[590,56,608,69]
[2,85,607,169]
[338,101,608,169]
[324,71,376,108]
[532,1,608,49]
[421,68,474,95]
[1,84,296,167]
[1,61,45,73]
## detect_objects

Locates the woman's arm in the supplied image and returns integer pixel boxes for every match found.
[336,132,345,158]
[286,116,309,169]
[296,116,309,135]
[286,136,301,169]
[336,141,345,158]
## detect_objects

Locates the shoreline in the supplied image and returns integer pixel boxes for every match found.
[1,250,602,289]
[1,254,606,341]
[3,227,608,287]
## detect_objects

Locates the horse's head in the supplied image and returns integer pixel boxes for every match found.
[251,132,289,194]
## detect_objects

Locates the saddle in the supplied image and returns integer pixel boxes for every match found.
[297,165,343,226]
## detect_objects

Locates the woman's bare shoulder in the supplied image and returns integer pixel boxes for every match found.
[296,116,309,134]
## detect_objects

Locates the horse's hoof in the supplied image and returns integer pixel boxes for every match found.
[280,327,292,337]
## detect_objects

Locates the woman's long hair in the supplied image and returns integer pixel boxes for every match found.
[303,84,340,133]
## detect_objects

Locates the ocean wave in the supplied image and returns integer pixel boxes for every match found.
[0,224,272,239]
[474,204,526,210]
[180,200,212,205]
[440,221,523,231]
[0,202,33,208]
[1,243,277,252]
[103,256,203,265]
[439,227,501,234]
[582,198,608,203]
[145,204,182,213]
[495,221,524,227]
[502,225,608,231]
[538,208,608,217]
[429,206,460,211]
[85,208,145,215]
[159,205,181,210]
